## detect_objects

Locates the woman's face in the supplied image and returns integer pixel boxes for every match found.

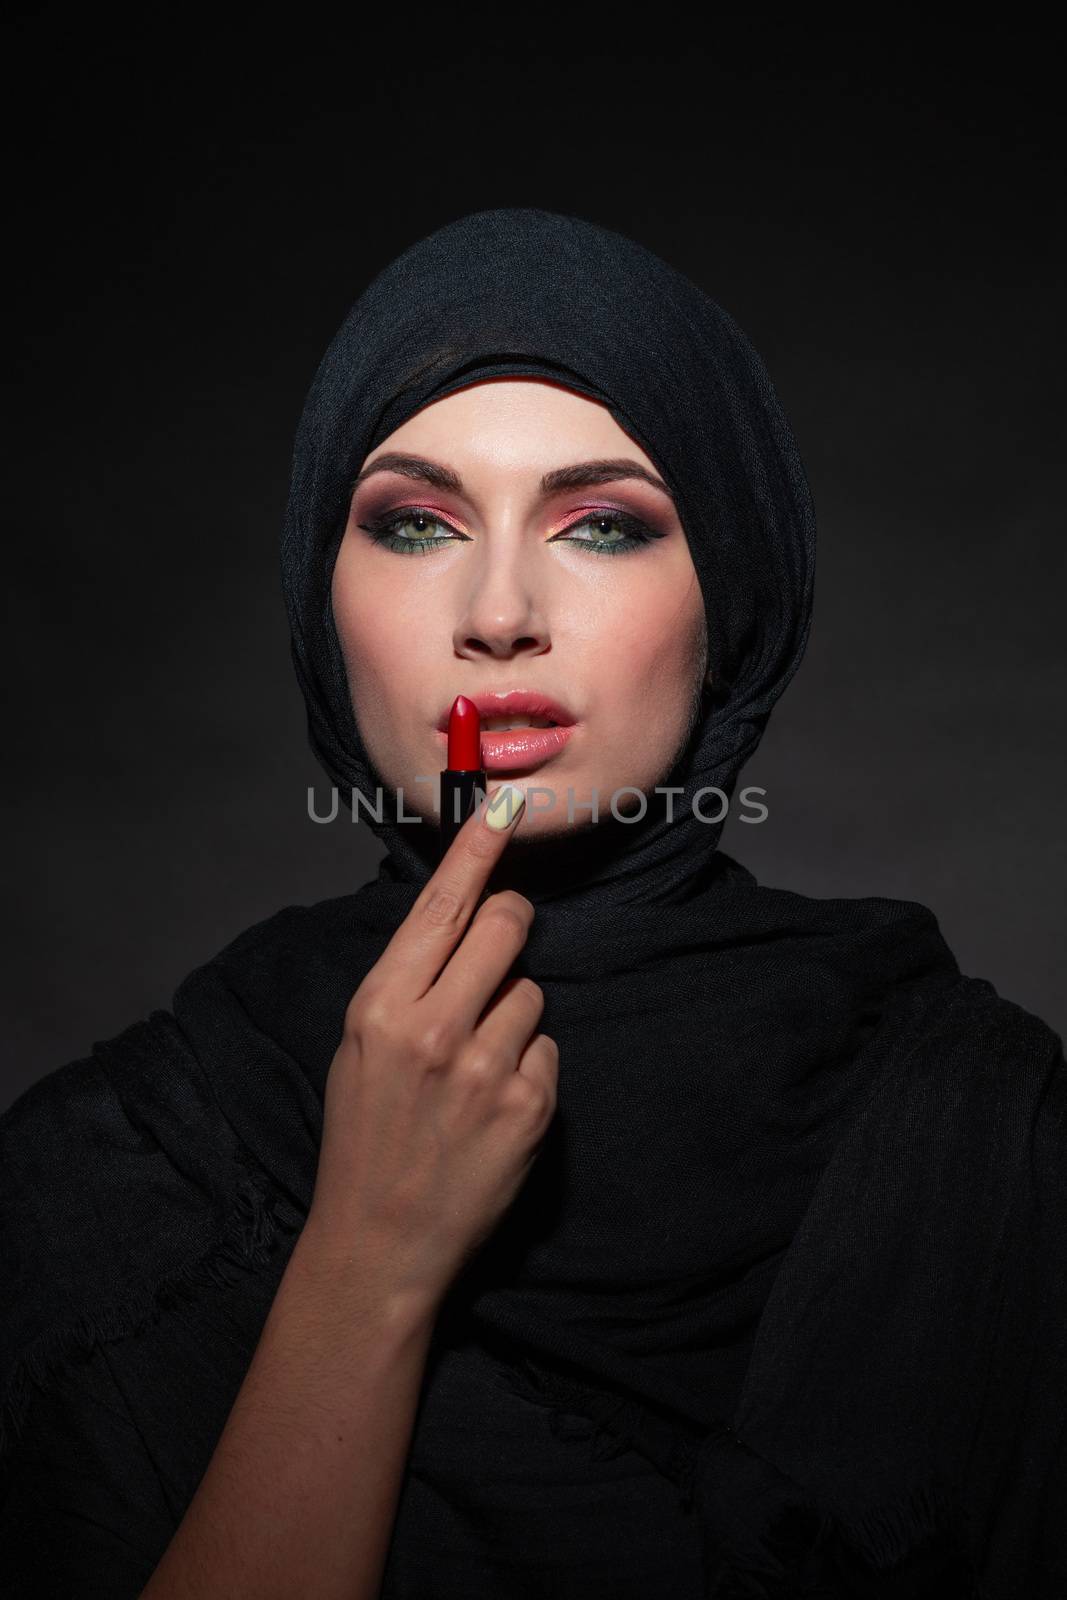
[331,377,708,837]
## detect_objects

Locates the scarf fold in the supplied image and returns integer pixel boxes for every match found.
[3,208,1065,1597]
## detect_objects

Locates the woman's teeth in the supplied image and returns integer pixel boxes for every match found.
[482,717,558,731]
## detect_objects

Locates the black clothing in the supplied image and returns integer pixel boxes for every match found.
[2,208,1064,1597]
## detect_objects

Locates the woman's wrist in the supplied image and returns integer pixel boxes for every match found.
[292,1209,445,1339]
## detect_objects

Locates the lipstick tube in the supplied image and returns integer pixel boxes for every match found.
[439,695,488,858]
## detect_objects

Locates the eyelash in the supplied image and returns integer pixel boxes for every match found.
[355,506,662,558]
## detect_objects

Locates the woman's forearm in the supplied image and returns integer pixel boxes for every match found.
[139,1219,440,1600]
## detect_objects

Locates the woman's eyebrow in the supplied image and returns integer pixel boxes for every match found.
[352,451,673,498]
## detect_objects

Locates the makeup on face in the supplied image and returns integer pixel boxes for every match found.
[350,452,676,568]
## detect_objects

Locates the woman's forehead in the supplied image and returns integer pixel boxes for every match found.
[360,377,662,482]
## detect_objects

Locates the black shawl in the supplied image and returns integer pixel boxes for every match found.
[2,207,1064,1598]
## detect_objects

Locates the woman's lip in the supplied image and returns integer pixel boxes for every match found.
[435,723,575,771]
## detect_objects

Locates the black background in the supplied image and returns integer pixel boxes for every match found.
[5,18,1064,1112]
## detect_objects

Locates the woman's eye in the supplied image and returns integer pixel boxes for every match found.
[356,510,462,555]
[552,512,660,556]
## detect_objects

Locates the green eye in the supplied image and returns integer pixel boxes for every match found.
[356,510,457,555]
[552,512,659,555]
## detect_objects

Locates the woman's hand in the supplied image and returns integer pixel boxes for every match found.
[304,784,558,1313]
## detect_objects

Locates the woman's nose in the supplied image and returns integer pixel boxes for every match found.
[451,554,550,661]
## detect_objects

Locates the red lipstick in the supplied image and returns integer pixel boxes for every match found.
[440,695,488,856]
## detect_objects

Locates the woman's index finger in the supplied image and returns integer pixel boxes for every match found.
[372,784,528,1000]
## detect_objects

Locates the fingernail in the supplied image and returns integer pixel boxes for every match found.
[485,783,527,831]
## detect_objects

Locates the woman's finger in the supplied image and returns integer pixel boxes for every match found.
[423,900,536,1040]
[361,784,527,1005]
[463,974,546,1070]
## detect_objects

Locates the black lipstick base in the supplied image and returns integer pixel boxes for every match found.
[439,768,488,858]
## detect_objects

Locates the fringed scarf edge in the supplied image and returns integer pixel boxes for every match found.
[0,1163,303,1468]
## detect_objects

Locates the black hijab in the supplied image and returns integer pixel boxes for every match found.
[3,208,1064,1598]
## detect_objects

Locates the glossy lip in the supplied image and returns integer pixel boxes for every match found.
[435,722,576,773]
[434,688,577,733]
[435,689,578,774]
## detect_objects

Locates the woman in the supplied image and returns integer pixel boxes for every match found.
[1,207,1064,1598]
